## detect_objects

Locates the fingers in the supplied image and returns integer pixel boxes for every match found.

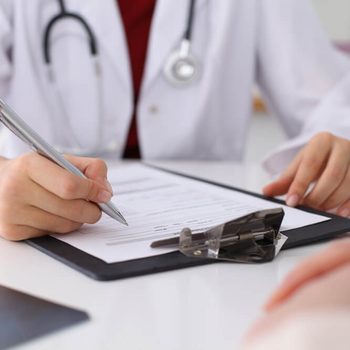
[0,189,85,240]
[0,153,112,240]
[321,169,350,213]
[15,205,83,234]
[263,152,302,197]
[263,133,350,212]
[29,180,102,224]
[64,155,112,192]
[22,153,112,203]
[0,207,82,241]
[337,198,350,218]
[64,155,108,177]
[264,239,350,311]
[303,138,349,209]
[284,134,330,207]
[0,225,47,241]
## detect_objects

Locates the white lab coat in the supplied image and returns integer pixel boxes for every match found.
[0,0,350,174]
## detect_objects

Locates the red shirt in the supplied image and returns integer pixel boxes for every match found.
[118,0,156,158]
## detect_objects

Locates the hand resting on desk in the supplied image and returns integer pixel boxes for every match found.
[263,132,350,217]
[0,153,113,240]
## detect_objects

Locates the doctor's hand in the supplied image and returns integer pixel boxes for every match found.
[263,132,350,216]
[0,153,113,240]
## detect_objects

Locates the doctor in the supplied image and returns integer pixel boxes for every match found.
[0,0,350,240]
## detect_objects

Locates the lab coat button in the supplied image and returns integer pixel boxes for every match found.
[148,105,159,114]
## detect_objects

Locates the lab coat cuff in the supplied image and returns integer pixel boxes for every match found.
[261,135,310,177]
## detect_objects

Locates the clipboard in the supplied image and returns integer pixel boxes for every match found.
[26,166,350,281]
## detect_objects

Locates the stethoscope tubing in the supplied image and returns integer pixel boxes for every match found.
[41,0,198,154]
[43,0,196,72]
[43,0,98,65]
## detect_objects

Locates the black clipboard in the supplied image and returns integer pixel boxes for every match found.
[26,166,350,281]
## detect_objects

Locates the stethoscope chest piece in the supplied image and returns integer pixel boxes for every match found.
[163,39,200,86]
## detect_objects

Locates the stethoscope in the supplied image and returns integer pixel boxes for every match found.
[42,0,198,155]
[163,0,199,86]
[44,0,199,85]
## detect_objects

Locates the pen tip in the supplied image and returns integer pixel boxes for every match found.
[119,215,129,226]
[104,202,128,225]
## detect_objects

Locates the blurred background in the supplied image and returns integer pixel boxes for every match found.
[247,0,350,163]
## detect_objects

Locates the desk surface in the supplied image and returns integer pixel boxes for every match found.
[0,161,331,350]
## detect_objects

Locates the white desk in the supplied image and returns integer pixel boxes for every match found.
[0,161,331,350]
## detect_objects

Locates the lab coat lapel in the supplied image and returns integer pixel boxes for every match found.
[142,0,206,92]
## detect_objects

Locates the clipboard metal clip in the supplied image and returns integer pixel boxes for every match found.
[151,208,285,263]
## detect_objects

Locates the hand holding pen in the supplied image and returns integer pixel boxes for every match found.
[0,98,127,241]
[0,153,115,240]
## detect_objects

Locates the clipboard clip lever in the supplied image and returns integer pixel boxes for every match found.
[151,208,285,263]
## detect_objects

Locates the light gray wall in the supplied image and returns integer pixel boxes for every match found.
[312,0,350,41]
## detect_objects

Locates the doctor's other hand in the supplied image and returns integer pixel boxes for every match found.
[263,132,350,216]
[0,153,113,240]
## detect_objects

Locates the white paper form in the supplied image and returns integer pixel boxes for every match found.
[53,164,330,263]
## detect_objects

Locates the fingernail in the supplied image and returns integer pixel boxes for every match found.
[104,179,114,194]
[98,190,112,203]
[286,194,299,207]
[339,209,350,218]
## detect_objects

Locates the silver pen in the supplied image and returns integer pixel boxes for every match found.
[0,98,128,226]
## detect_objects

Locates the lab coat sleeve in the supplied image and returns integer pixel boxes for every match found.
[256,0,350,176]
[0,0,13,97]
